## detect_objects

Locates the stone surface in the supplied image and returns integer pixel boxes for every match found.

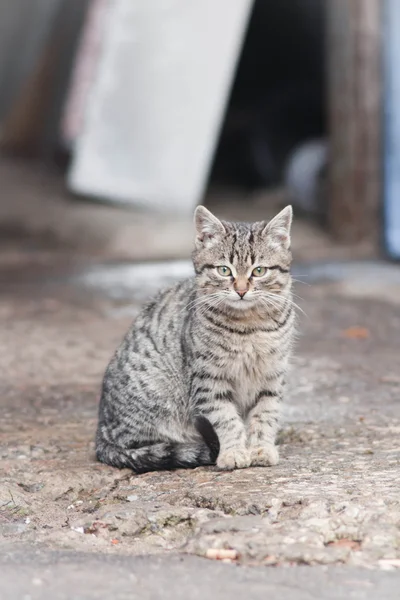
[1,219,400,596]
[1,255,400,572]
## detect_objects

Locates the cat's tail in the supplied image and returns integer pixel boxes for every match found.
[96,416,220,474]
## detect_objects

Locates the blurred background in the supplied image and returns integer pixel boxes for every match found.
[0,0,396,277]
[2,2,400,572]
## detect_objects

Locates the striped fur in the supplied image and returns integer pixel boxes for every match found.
[96,206,295,472]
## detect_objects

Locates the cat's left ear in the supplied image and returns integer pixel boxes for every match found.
[194,206,225,246]
[262,205,292,250]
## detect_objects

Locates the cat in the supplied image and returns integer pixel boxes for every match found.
[96,205,295,473]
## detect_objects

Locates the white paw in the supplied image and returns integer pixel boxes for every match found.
[217,448,251,470]
[249,445,279,467]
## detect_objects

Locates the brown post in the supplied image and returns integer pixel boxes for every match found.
[327,0,381,244]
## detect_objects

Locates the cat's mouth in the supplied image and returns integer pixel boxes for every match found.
[225,294,257,309]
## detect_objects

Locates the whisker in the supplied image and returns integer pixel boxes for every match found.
[185,292,221,311]
[192,292,230,317]
[286,299,308,318]
[257,291,308,319]
[291,278,311,287]
[254,294,284,313]
[290,292,305,303]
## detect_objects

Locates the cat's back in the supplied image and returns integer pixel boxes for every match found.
[114,277,196,360]
[136,276,195,329]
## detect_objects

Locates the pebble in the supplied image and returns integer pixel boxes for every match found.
[205,548,238,560]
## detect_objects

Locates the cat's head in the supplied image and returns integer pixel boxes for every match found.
[192,206,293,312]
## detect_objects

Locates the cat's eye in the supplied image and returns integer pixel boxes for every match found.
[252,266,267,277]
[217,266,232,277]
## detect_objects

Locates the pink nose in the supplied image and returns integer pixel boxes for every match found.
[236,290,247,299]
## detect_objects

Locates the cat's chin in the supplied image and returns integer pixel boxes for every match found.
[224,297,257,311]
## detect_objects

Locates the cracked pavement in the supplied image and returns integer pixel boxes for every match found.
[1,253,400,598]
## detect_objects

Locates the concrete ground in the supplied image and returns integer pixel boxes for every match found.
[0,159,400,598]
[1,551,400,600]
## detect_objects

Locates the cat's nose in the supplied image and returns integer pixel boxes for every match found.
[236,290,247,299]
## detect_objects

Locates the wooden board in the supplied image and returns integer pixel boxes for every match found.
[68,0,253,212]
[327,0,381,245]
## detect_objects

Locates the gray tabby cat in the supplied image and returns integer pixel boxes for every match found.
[96,205,295,472]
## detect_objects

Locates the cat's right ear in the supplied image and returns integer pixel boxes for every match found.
[194,206,225,246]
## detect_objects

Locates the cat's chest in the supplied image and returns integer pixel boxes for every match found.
[229,333,279,384]
[229,338,283,413]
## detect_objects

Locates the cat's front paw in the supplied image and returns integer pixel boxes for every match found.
[249,445,279,467]
[217,448,251,470]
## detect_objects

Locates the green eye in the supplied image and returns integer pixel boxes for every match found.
[252,266,267,277]
[217,266,232,277]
